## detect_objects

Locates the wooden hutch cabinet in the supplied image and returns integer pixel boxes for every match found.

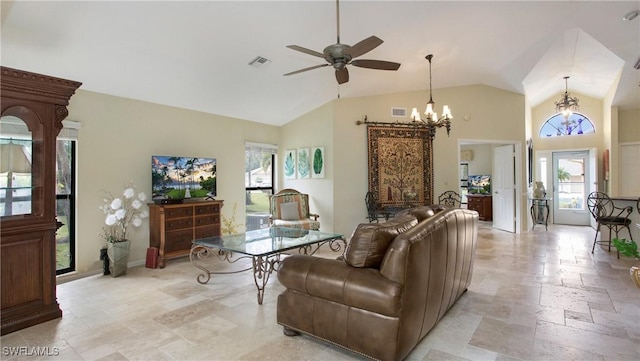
[1,67,81,335]
[149,200,223,268]
[467,194,493,221]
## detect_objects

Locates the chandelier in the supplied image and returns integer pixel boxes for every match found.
[554,76,579,119]
[410,54,453,139]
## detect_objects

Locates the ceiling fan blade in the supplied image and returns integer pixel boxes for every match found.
[351,59,401,71]
[346,36,383,58]
[336,67,349,84]
[284,64,329,76]
[286,45,325,58]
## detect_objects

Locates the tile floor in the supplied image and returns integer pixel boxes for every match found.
[2,223,639,360]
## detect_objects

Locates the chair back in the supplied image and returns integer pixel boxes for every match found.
[365,191,378,213]
[438,190,462,208]
[270,189,311,219]
[587,192,613,219]
[587,191,633,221]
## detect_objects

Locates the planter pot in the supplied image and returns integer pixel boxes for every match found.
[107,240,131,277]
[631,266,640,288]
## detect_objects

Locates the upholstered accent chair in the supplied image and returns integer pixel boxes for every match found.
[269,189,320,230]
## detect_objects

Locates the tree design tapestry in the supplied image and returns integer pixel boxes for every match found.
[367,126,433,207]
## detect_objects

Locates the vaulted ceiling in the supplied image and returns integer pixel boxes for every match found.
[2,1,638,126]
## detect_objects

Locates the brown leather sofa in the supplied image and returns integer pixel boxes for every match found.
[276,206,478,361]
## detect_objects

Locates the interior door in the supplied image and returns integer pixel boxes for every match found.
[493,144,515,232]
[552,151,591,225]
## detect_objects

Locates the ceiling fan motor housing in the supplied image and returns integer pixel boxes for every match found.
[324,44,352,70]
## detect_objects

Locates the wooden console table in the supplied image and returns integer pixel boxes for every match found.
[467,195,492,221]
[149,200,223,268]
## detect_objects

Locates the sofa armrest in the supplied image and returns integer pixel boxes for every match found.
[278,255,402,317]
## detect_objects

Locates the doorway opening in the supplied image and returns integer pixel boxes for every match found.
[459,140,522,233]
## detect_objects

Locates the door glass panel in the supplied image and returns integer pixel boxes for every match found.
[556,157,585,210]
[0,116,33,216]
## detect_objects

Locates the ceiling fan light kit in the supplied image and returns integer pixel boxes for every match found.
[283,0,401,84]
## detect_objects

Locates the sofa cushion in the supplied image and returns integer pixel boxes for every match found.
[279,202,300,220]
[344,214,418,268]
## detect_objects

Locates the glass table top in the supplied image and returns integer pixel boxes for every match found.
[192,227,344,257]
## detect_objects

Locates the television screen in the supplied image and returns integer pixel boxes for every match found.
[151,156,216,200]
[468,175,491,194]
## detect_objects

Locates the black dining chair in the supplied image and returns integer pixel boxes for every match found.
[587,192,634,257]
[438,190,462,208]
[365,191,390,223]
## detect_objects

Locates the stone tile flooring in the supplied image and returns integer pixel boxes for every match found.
[2,223,639,360]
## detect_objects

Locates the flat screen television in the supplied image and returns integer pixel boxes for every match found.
[468,175,491,194]
[151,155,216,201]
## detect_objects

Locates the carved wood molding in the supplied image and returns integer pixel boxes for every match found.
[1,67,82,106]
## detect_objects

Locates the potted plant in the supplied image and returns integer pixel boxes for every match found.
[99,183,148,277]
[612,237,640,288]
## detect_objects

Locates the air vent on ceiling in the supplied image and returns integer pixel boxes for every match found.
[634,57,640,70]
[391,107,407,117]
[248,56,271,68]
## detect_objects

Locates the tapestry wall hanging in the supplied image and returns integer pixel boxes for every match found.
[367,126,433,207]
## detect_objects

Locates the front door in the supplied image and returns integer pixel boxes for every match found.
[493,144,515,232]
[552,151,591,225]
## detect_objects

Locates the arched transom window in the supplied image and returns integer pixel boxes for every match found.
[539,112,595,137]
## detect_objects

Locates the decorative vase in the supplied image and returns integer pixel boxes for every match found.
[107,240,131,277]
[533,181,546,198]
[631,266,640,288]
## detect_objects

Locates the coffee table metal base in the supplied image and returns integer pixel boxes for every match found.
[190,237,346,304]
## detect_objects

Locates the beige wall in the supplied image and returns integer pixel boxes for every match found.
[329,84,526,236]
[619,108,640,143]
[64,90,279,278]
[279,102,335,232]
[461,144,493,177]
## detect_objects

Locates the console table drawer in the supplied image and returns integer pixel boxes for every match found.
[165,218,193,231]
[165,207,193,219]
[165,229,194,253]
[195,215,219,227]
[196,204,220,215]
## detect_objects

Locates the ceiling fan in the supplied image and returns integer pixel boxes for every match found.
[284,0,401,84]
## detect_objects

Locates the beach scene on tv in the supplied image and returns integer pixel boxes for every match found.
[468,175,491,194]
[151,156,216,200]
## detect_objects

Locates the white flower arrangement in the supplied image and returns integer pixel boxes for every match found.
[99,183,149,243]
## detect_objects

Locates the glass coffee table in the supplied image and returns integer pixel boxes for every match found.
[190,227,345,304]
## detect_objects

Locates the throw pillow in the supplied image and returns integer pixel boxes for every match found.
[280,202,300,221]
[344,214,418,268]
